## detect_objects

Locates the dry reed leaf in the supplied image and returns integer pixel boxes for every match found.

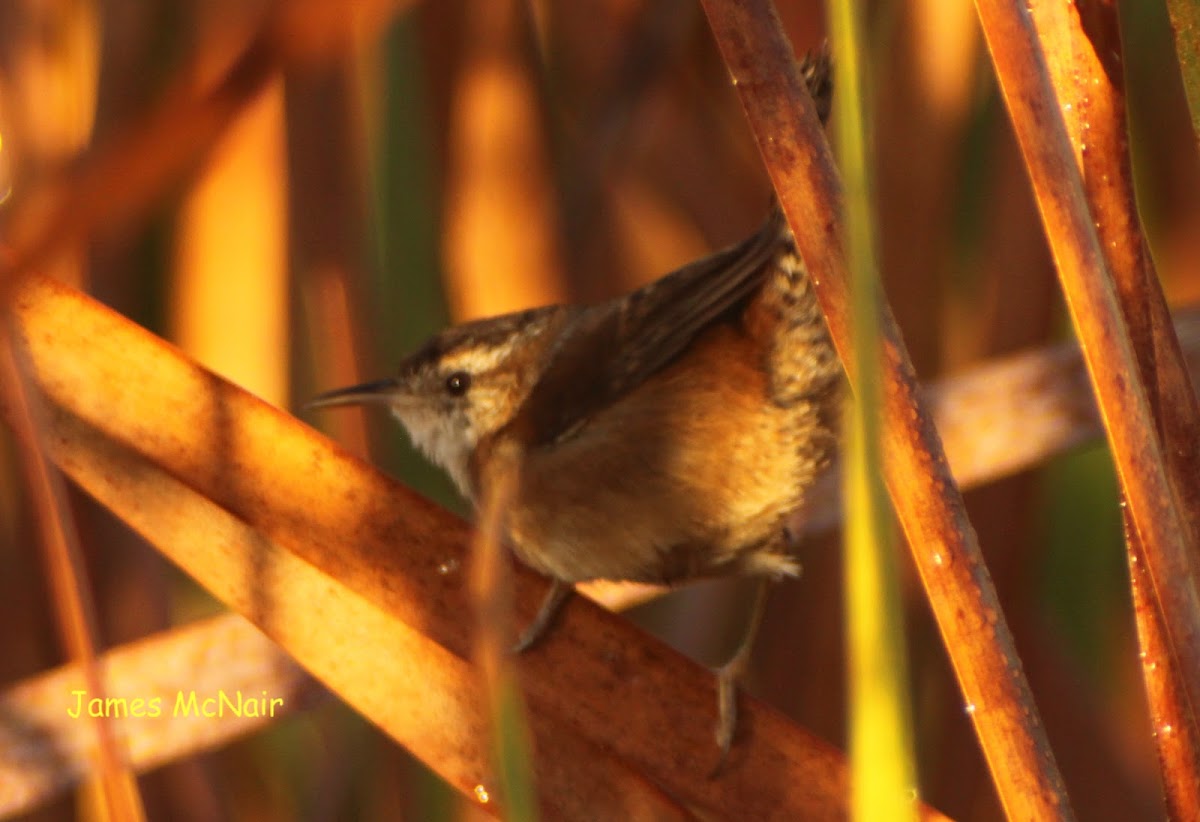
[7,273,952,819]
[13,427,690,821]
[11,299,1200,814]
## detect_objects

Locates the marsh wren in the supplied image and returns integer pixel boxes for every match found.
[311,53,839,756]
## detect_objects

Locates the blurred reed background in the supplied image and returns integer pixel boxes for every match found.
[1,0,1198,819]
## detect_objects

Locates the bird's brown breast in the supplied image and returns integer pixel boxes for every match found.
[503,318,831,585]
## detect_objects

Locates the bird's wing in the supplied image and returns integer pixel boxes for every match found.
[508,46,831,447]
[514,206,789,447]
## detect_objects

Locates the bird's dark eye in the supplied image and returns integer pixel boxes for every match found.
[444,371,470,396]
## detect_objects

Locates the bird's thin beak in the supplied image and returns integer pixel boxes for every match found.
[306,378,403,410]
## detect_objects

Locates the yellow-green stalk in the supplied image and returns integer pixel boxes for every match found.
[826,0,919,817]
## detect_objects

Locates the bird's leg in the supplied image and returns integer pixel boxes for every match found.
[512,578,573,653]
[713,577,772,765]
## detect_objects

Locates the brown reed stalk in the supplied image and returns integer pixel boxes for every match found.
[698,0,1072,817]
[1018,4,1200,815]
[1126,514,1200,819]
[976,0,1200,777]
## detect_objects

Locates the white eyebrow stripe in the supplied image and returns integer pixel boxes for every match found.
[438,342,515,374]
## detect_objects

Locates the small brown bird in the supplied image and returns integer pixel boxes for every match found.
[311,54,840,755]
